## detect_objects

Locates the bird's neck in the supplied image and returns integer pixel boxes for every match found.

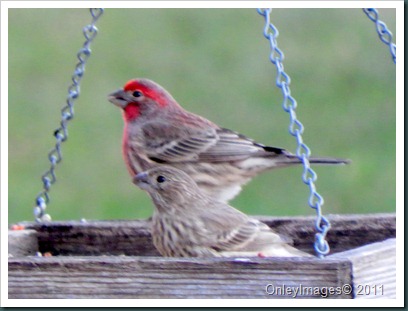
[123,104,141,122]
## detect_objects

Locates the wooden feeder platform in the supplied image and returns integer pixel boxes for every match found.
[8,213,396,299]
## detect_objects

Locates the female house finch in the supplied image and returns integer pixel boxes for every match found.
[109,78,349,203]
[134,166,311,258]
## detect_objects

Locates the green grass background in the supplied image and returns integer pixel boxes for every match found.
[8,8,396,224]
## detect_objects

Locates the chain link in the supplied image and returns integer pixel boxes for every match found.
[363,8,396,64]
[33,8,104,223]
[257,8,331,257]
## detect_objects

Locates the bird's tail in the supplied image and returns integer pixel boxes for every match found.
[306,156,350,165]
[260,146,350,166]
[273,155,350,168]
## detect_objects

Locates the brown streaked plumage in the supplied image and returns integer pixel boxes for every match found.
[109,78,350,203]
[134,166,312,258]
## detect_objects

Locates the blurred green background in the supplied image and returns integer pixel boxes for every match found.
[8,8,396,224]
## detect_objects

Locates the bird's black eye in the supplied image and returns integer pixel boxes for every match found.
[133,90,143,98]
[156,175,166,183]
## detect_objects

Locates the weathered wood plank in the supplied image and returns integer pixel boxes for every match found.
[8,256,352,299]
[257,213,396,253]
[20,219,158,256]
[16,213,395,256]
[8,213,396,299]
[330,238,396,299]
[8,229,38,257]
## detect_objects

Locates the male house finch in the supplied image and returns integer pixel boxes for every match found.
[134,166,312,258]
[109,78,349,203]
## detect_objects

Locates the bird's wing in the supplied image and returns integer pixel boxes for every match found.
[198,128,290,162]
[201,128,349,166]
[196,203,286,252]
[142,123,289,164]
[141,121,219,162]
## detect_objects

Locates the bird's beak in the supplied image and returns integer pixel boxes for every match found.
[133,172,150,190]
[108,89,129,108]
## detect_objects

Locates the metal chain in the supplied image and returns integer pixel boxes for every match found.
[257,8,330,258]
[33,8,104,223]
[363,8,396,64]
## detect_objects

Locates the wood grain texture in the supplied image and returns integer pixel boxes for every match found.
[330,238,396,299]
[17,213,395,256]
[8,213,396,299]
[8,229,38,257]
[9,256,352,299]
